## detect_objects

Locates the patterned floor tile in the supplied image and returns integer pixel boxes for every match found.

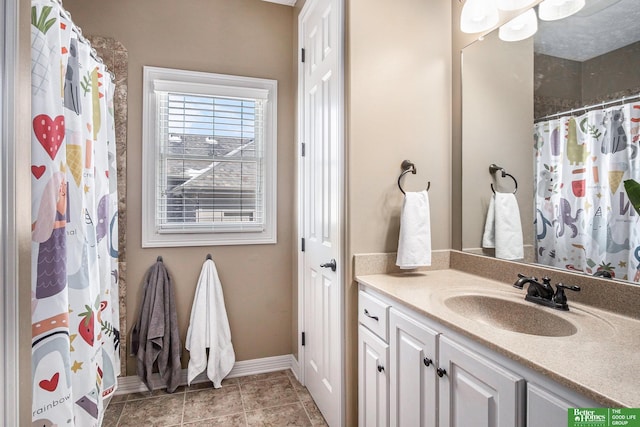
[182,412,247,426]
[185,377,239,392]
[302,399,329,426]
[117,394,184,427]
[237,370,288,383]
[108,394,128,404]
[102,402,124,427]
[240,376,299,411]
[126,386,185,401]
[111,371,326,426]
[182,385,244,423]
[246,403,312,426]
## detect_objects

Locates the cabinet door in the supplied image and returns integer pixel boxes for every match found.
[359,325,389,427]
[527,383,581,427]
[389,308,439,427]
[438,336,525,427]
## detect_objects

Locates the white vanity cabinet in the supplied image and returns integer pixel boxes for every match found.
[358,289,523,427]
[438,335,525,427]
[358,285,598,427]
[358,325,389,427]
[389,308,439,427]
[526,382,596,427]
[358,290,391,427]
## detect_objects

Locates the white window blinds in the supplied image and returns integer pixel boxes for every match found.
[155,90,266,233]
[142,67,277,247]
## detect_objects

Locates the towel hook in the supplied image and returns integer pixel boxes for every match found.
[157,255,163,262]
[398,160,431,195]
[489,164,517,194]
[206,254,212,260]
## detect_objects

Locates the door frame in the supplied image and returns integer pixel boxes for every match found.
[1,0,25,424]
[296,0,346,423]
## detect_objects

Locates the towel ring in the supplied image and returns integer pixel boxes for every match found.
[489,164,518,194]
[398,160,431,195]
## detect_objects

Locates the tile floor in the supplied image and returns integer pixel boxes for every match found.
[103,370,328,427]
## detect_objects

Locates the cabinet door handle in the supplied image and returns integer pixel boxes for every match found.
[437,368,447,378]
[377,365,385,373]
[364,309,379,321]
[423,357,432,367]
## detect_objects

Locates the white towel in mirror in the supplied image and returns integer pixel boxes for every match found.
[482,192,524,260]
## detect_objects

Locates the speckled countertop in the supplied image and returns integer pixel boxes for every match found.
[356,269,640,408]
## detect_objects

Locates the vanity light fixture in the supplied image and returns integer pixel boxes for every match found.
[538,0,585,20]
[460,0,500,33]
[498,8,538,41]
[496,0,537,11]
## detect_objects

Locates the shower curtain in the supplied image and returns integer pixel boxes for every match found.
[534,101,640,282]
[31,0,120,425]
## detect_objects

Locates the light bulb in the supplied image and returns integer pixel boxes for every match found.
[461,0,500,33]
[538,0,585,20]
[499,8,538,41]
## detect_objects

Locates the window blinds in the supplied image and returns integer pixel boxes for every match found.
[155,90,266,233]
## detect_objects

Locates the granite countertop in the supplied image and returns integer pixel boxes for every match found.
[356,269,640,408]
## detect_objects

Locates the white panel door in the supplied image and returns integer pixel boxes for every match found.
[438,336,525,427]
[358,325,389,427]
[389,309,439,427]
[299,0,343,425]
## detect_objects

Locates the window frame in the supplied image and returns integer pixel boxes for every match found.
[142,66,277,247]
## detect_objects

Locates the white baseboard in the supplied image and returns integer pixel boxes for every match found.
[115,354,297,395]
[289,354,301,382]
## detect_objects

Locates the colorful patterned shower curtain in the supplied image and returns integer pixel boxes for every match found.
[31,0,120,425]
[534,101,640,282]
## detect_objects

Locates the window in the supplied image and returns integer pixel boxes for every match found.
[142,67,277,247]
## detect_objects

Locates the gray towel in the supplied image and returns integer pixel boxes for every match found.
[131,260,182,392]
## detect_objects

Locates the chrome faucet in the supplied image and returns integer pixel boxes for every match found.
[513,273,580,311]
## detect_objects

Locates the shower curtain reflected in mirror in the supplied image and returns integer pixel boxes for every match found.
[534,101,640,282]
[31,0,120,425]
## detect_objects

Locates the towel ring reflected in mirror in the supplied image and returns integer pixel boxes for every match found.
[398,160,431,195]
[489,163,518,194]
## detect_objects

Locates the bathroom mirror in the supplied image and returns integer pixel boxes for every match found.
[461,0,640,284]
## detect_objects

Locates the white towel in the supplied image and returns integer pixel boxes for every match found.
[482,192,524,260]
[186,259,235,387]
[396,190,432,269]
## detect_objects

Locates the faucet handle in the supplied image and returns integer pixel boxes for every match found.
[553,282,581,310]
[556,283,580,292]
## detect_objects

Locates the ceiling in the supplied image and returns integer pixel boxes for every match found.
[534,0,640,62]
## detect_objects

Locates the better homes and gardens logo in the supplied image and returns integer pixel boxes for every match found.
[569,408,640,427]
[571,409,608,426]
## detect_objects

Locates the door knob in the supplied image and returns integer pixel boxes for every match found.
[320,259,337,272]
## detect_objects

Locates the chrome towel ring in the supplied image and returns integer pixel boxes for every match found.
[489,164,518,194]
[398,160,431,195]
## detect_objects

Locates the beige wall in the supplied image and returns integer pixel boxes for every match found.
[346,0,452,423]
[461,31,534,253]
[583,41,640,102]
[535,41,640,116]
[63,0,296,374]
